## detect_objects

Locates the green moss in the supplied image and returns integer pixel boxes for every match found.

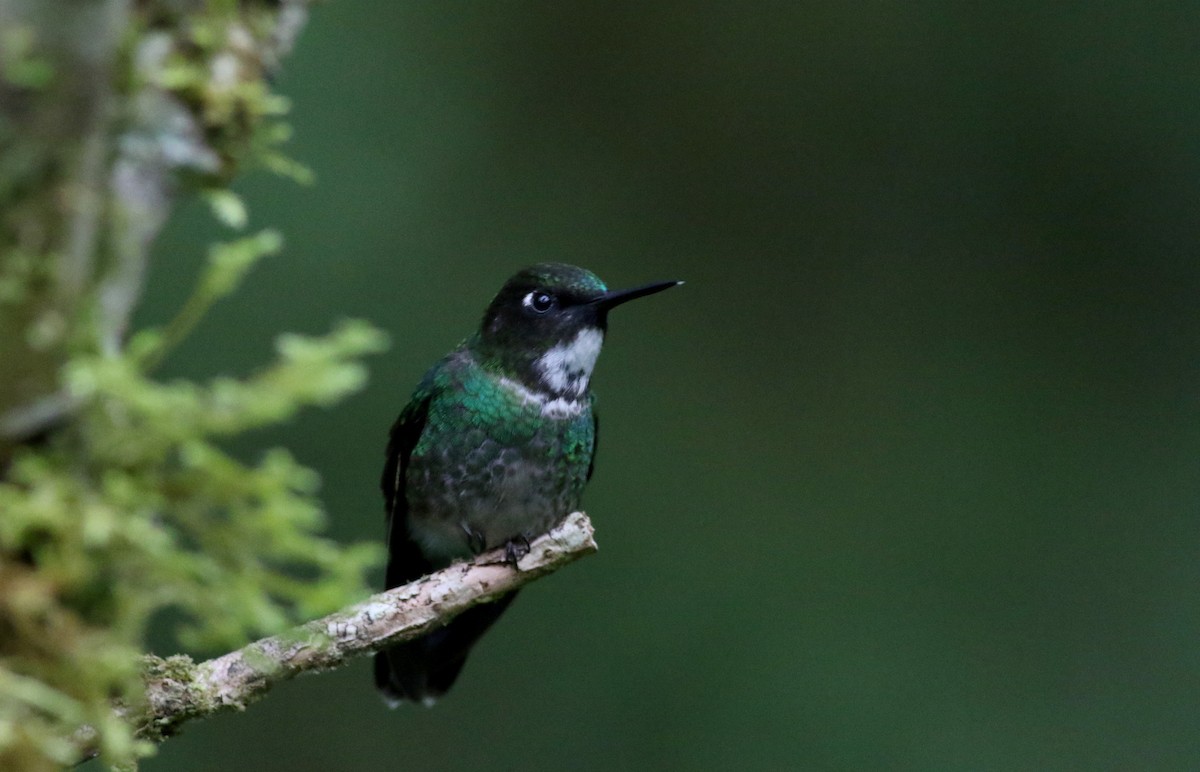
[0,4,388,769]
[0,27,55,90]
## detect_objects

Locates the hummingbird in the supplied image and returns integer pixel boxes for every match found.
[374,263,680,706]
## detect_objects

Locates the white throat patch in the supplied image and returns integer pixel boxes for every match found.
[535,327,604,396]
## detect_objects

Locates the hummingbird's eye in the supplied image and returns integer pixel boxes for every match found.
[523,291,555,314]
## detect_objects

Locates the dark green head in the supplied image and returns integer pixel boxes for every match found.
[470,263,680,395]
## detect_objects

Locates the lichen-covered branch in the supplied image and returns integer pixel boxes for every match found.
[134,512,598,743]
[0,0,317,450]
[0,7,381,768]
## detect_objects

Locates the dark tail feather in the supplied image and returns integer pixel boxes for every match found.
[375,590,519,706]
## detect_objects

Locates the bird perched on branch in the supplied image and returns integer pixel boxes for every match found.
[375,263,680,705]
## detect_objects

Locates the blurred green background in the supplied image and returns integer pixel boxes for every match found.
[134,3,1199,770]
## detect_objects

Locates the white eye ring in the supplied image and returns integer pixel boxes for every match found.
[522,291,555,314]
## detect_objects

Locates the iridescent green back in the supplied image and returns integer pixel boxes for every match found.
[402,349,595,564]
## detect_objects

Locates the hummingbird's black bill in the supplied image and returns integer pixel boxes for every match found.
[592,279,683,311]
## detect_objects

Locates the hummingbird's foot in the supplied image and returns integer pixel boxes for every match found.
[461,523,488,555]
[503,534,532,567]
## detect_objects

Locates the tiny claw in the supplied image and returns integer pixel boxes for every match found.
[503,534,532,566]
[461,523,487,555]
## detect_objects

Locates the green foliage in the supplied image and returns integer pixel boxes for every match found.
[0,230,387,767]
[0,5,389,765]
[0,27,54,90]
[144,4,314,185]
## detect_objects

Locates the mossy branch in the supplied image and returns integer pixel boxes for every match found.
[1,2,396,766]
[130,512,597,744]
